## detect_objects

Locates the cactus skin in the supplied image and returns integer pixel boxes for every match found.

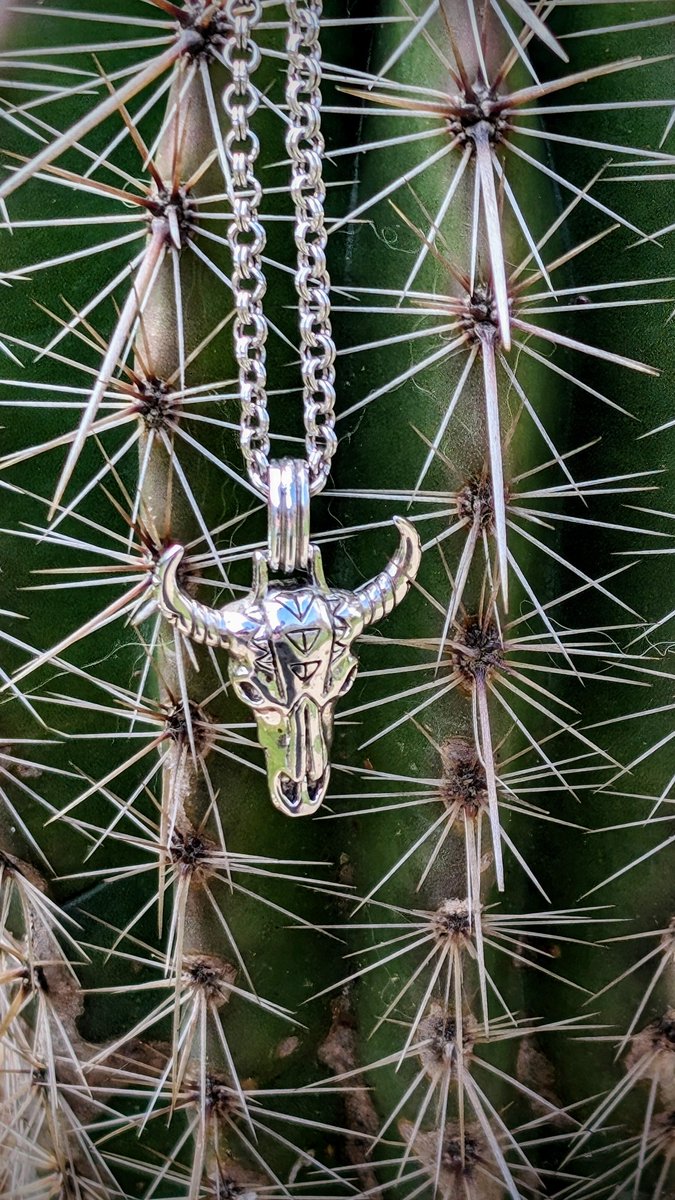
[0,3,673,1199]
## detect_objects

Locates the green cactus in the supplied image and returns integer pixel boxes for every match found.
[0,3,673,1199]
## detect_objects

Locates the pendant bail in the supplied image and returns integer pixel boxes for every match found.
[267,458,310,574]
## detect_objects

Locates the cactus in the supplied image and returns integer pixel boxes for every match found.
[0,2,673,1198]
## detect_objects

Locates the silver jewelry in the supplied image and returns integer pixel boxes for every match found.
[153,1,421,816]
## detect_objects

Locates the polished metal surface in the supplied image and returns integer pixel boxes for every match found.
[159,8,423,817]
[223,0,270,496]
[223,0,336,498]
[153,518,421,817]
[267,458,310,574]
[285,0,337,495]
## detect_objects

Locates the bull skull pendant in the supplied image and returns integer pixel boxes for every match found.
[152,461,421,817]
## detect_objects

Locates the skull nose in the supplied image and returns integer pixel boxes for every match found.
[277,771,328,816]
[290,698,327,783]
[271,699,330,816]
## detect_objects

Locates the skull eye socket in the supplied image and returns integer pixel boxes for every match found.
[237,680,265,706]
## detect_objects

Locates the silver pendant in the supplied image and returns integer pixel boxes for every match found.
[153,460,421,817]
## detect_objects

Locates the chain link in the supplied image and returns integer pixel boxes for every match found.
[223,0,270,496]
[223,0,335,498]
[285,0,336,495]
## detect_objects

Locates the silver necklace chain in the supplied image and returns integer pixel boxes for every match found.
[155,3,421,817]
[222,0,336,499]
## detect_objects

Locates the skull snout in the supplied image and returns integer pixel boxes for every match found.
[272,698,330,817]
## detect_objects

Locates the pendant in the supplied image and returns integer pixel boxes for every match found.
[153,460,421,817]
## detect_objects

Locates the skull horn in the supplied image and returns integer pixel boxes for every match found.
[355,516,421,628]
[153,545,249,648]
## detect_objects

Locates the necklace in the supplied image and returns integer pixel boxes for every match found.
[152,0,421,817]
